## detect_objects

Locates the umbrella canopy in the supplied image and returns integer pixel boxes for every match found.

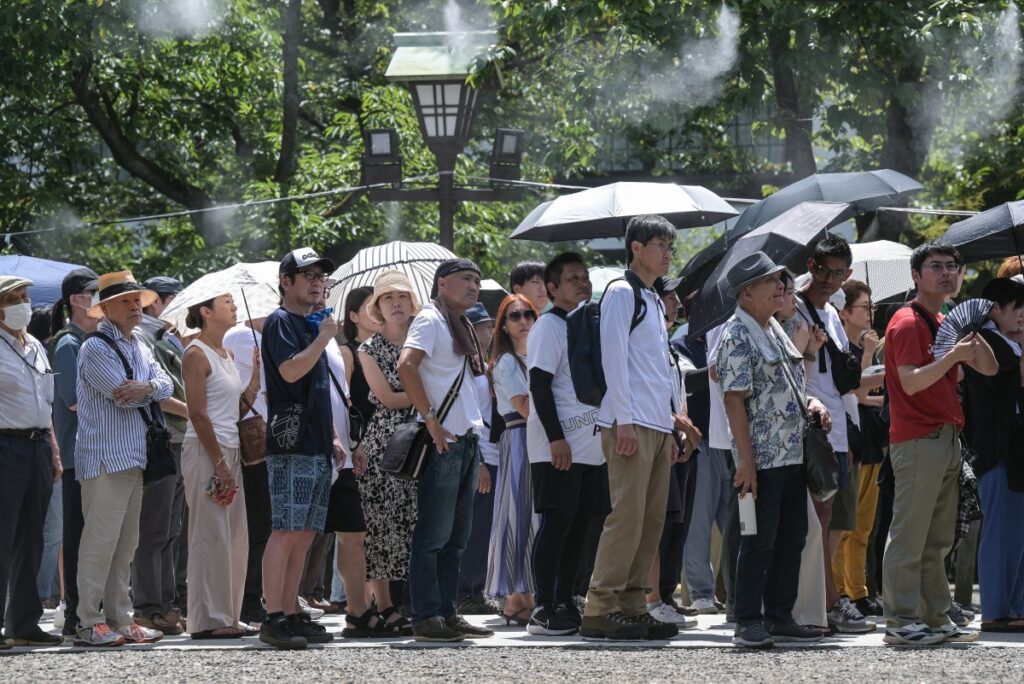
[510,182,738,242]
[588,265,626,301]
[326,241,457,315]
[848,240,915,303]
[479,278,509,317]
[0,255,87,307]
[160,261,280,335]
[688,202,852,339]
[942,200,1024,263]
[726,169,923,242]
[677,232,729,301]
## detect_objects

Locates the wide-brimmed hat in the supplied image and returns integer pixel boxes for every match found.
[727,252,787,298]
[88,271,159,319]
[0,275,33,299]
[366,271,421,325]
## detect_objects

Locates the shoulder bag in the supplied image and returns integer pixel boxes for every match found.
[88,332,177,484]
[797,292,862,395]
[381,358,468,481]
[327,366,365,449]
[237,395,267,465]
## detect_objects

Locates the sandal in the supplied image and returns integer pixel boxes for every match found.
[378,606,414,637]
[500,607,532,627]
[343,609,394,639]
[191,627,245,639]
[981,617,1024,632]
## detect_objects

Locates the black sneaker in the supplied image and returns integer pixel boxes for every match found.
[766,620,825,643]
[527,605,578,636]
[5,628,63,647]
[456,595,496,616]
[626,612,679,640]
[671,602,700,617]
[412,616,465,642]
[579,611,648,641]
[259,615,307,650]
[289,613,334,644]
[854,596,883,617]
[946,602,973,627]
[556,602,582,626]
[733,622,775,648]
[445,614,493,639]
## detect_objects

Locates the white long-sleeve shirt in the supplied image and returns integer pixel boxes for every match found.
[596,277,674,433]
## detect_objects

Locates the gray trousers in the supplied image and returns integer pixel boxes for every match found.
[131,445,187,616]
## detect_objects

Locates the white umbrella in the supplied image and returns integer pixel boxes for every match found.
[849,240,914,302]
[588,265,625,301]
[326,241,457,315]
[159,261,280,335]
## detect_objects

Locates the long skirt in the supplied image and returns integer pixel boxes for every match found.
[485,418,538,598]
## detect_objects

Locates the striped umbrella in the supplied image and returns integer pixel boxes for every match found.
[326,241,458,315]
[159,261,281,335]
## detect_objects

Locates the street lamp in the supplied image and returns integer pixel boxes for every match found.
[364,31,522,249]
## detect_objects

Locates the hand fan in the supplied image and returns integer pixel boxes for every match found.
[933,299,993,360]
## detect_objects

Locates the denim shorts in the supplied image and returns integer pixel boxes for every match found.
[266,453,332,532]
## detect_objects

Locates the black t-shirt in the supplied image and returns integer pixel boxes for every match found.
[262,308,333,455]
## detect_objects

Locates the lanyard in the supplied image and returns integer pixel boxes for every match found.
[0,333,51,376]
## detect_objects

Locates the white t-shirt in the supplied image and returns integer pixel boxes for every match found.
[492,353,528,417]
[706,322,732,450]
[325,339,352,468]
[223,325,267,420]
[796,298,850,452]
[403,304,483,437]
[475,374,499,467]
[526,311,603,466]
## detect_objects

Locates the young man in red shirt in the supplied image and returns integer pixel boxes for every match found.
[882,241,997,645]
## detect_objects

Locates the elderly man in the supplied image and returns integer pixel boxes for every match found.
[0,276,63,648]
[74,271,175,647]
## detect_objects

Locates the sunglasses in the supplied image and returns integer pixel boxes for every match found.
[506,310,537,322]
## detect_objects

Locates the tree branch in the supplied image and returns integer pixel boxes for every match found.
[274,0,302,188]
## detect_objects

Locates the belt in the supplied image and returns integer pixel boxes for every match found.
[0,428,51,441]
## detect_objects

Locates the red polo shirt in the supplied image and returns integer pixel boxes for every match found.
[884,306,964,444]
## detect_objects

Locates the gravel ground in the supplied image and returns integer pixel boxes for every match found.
[3,645,1023,683]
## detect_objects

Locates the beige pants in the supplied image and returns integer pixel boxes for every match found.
[78,465,145,628]
[182,437,248,633]
[584,424,671,617]
[883,425,961,628]
[793,491,827,627]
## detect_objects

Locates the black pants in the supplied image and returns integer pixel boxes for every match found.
[241,461,272,621]
[721,491,741,616]
[300,532,334,598]
[575,515,606,597]
[733,464,808,626]
[0,435,53,636]
[457,463,497,599]
[659,457,699,604]
[62,468,85,631]
[132,445,184,616]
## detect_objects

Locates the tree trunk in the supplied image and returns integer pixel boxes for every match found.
[768,25,816,179]
[274,0,302,247]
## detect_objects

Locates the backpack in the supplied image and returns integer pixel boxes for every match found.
[566,271,647,407]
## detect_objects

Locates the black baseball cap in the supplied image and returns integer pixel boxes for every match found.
[654,276,682,297]
[280,247,335,275]
[142,276,184,296]
[61,268,100,303]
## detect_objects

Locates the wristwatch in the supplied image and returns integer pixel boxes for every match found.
[425,407,438,420]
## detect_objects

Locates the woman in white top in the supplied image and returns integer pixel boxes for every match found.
[181,293,260,639]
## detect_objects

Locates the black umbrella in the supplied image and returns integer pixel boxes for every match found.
[677,232,729,301]
[725,169,923,242]
[942,200,1024,265]
[688,202,853,339]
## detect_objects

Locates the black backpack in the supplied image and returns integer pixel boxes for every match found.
[566,271,647,407]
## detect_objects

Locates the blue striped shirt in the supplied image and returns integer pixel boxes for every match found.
[75,320,174,480]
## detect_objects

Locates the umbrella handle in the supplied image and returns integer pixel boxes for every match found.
[240,288,259,349]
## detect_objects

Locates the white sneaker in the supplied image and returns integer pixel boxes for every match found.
[54,601,66,629]
[690,597,719,614]
[827,597,876,634]
[647,602,698,629]
[297,595,325,620]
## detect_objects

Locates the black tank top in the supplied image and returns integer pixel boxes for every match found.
[346,340,376,423]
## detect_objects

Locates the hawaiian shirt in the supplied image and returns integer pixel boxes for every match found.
[716,308,806,471]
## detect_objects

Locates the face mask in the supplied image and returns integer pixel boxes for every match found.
[1,302,32,331]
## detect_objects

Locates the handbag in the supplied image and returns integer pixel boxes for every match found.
[327,366,365,449]
[381,359,468,481]
[237,395,267,465]
[88,332,177,484]
[772,330,841,502]
[798,292,862,395]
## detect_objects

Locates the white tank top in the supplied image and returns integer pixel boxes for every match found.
[184,339,242,448]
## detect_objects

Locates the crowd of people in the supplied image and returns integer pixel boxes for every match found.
[2,215,1023,651]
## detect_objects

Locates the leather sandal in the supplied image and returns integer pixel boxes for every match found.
[378,606,414,637]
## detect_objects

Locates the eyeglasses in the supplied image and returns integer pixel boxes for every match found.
[922,261,961,274]
[506,310,537,322]
[848,303,877,313]
[296,271,329,282]
[812,263,849,281]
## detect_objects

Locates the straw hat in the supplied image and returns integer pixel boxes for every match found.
[88,271,159,319]
[366,271,420,325]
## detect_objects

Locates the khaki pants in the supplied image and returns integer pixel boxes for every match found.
[883,425,960,628]
[833,462,881,600]
[182,438,248,633]
[77,465,144,629]
[584,424,671,617]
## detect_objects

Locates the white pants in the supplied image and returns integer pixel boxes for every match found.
[792,491,827,627]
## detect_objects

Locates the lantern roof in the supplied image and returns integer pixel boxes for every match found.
[385,30,498,82]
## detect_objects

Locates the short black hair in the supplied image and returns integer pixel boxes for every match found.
[982,277,1024,308]
[624,215,675,265]
[544,252,587,291]
[509,260,545,291]
[342,286,374,343]
[910,240,962,274]
[812,234,853,268]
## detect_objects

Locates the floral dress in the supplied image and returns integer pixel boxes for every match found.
[357,332,418,580]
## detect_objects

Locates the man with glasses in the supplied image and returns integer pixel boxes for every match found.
[882,241,997,645]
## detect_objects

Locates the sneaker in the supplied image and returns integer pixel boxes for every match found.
[54,601,66,629]
[289,613,334,644]
[117,623,163,644]
[445,614,493,639]
[883,622,946,646]
[74,623,126,647]
[732,622,774,648]
[827,597,876,634]
[457,595,496,616]
[670,602,700,617]
[527,605,578,636]
[766,620,825,643]
[259,615,308,650]
[412,616,465,642]
[690,597,720,614]
[557,602,582,626]
[854,596,883,617]
[626,611,679,640]
[933,623,981,643]
[946,602,973,627]
[297,596,325,620]
[5,627,63,647]
[579,611,649,641]
[647,602,697,629]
